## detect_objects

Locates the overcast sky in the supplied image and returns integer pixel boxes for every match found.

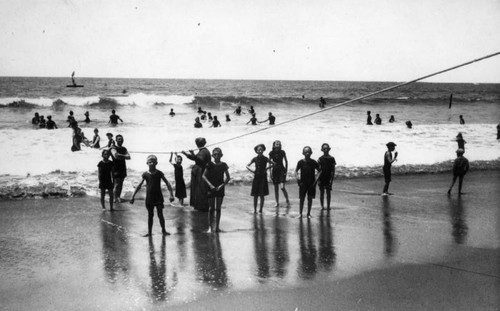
[1,0,499,82]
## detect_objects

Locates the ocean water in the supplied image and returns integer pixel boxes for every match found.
[0,77,499,198]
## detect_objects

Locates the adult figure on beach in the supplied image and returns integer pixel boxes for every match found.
[455,133,466,151]
[366,111,373,125]
[46,116,57,129]
[31,112,40,125]
[259,112,276,125]
[182,137,211,211]
[382,142,398,196]
[319,97,326,108]
[109,109,123,125]
[447,148,469,195]
[110,134,131,203]
[459,115,465,125]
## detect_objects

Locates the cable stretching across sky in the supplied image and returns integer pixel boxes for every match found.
[129,51,500,155]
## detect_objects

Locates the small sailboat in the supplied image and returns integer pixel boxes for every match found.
[66,71,84,87]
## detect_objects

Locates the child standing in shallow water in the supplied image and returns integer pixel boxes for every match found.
[447,149,469,195]
[269,140,290,208]
[130,155,175,237]
[98,149,114,211]
[318,143,336,210]
[295,146,321,218]
[202,148,231,233]
[170,152,187,206]
[247,144,272,213]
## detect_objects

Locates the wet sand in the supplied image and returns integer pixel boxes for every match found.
[1,171,499,310]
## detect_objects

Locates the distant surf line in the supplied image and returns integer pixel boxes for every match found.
[129,51,500,155]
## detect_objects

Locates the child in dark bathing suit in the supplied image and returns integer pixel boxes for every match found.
[170,152,187,206]
[318,143,336,210]
[130,155,175,237]
[202,147,231,233]
[295,146,321,218]
[98,149,114,210]
[247,144,272,213]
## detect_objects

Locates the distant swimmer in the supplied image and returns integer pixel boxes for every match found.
[31,112,40,125]
[389,115,395,123]
[67,111,77,128]
[247,113,258,125]
[382,142,398,196]
[455,133,466,151]
[447,148,469,195]
[248,106,255,115]
[225,114,231,122]
[366,111,373,125]
[194,117,202,128]
[211,116,221,128]
[197,107,205,114]
[46,116,57,129]
[84,111,90,123]
[405,120,413,129]
[259,112,276,125]
[108,109,123,125]
[169,108,175,117]
[459,115,465,125]
[375,114,382,125]
[234,106,242,115]
[38,115,46,128]
[319,97,326,108]
[200,111,207,121]
[91,128,100,148]
[207,112,213,121]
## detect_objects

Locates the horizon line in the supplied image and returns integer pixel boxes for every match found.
[0,75,498,85]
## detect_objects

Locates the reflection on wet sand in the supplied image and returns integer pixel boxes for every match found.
[448,196,468,244]
[100,211,131,284]
[298,219,317,280]
[174,207,188,269]
[253,214,270,282]
[272,215,289,278]
[318,211,336,271]
[148,236,177,302]
[192,217,228,288]
[381,196,396,257]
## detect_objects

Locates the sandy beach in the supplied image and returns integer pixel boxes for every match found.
[1,170,499,310]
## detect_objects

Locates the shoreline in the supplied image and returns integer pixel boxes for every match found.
[1,163,499,200]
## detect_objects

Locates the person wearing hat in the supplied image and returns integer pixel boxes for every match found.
[182,137,211,211]
[382,142,398,196]
[447,149,469,195]
[130,155,175,236]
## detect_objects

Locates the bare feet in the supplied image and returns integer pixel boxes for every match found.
[162,231,171,236]
[143,233,152,237]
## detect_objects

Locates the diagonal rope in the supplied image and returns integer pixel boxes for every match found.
[129,51,500,154]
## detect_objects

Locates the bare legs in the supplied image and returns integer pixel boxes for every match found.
[144,205,169,237]
[299,195,313,217]
[319,188,331,210]
[100,188,114,211]
[448,175,465,195]
[273,183,290,207]
[207,197,223,233]
[253,195,265,213]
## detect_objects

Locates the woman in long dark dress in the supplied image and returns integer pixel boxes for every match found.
[182,137,211,211]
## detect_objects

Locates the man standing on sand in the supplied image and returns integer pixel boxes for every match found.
[111,134,131,203]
